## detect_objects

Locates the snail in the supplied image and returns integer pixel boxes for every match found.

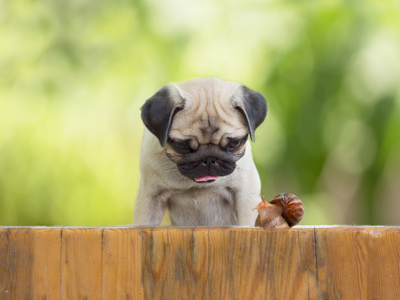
[255,193,304,230]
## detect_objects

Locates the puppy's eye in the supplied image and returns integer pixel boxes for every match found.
[226,137,247,152]
[169,139,192,153]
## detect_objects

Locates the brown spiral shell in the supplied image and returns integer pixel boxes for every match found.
[269,193,304,227]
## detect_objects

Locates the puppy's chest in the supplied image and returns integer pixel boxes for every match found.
[166,187,238,226]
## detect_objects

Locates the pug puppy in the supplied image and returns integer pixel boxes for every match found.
[133,77,267,226]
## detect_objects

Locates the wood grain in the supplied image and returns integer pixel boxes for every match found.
[142,227,168,300]
[315,227,400,300]
[190,227,210,299]
[0,228,8,300]
[208,227,260,299]
[101,227,144,299]
[4,228,62,300]
[60,227,103,300]
[0,226,399,299]
[163,227,194,298]
[256,228,318,300]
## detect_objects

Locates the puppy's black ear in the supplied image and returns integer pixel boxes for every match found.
[232,86,267,142]
[141,86,185,147]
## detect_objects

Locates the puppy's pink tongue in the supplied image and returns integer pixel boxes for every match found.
[194,175,218,182]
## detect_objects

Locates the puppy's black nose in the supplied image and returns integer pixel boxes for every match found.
[202,157,218,166]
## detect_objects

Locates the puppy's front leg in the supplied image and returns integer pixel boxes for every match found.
[133,188,168,226]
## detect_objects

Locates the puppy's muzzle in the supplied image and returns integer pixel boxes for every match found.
[175,145,243,181]
[178,156,235,179]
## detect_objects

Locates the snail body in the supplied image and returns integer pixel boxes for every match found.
[255,193,304,230]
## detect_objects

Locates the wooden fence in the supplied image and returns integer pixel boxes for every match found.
[0,226,399,299]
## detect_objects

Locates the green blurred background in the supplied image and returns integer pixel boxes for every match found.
[1,0,399,226]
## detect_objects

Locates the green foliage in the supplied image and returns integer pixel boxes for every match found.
[1,0,399,225]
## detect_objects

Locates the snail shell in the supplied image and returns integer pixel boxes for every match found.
[269,193,304,227]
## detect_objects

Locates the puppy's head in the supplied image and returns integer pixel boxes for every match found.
[141,78,267,183]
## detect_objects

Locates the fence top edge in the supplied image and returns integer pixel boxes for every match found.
[1,225,399,230]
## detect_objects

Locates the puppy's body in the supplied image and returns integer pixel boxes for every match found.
[135,129,261,226]
[134,78,267,226]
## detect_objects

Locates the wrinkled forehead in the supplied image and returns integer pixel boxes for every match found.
[169,79,248,145]
[175,78,241,106]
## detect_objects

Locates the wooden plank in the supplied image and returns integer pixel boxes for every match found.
[208,227,260,299]
[207,228,229,298]
[60,227,103,300]
[6,228,33,300]
[383,229,400,298]
[101,227,144,299]
[190,227,210,299]
[5,228,61,300]
[256,228,318,300]
[0,228,8,300]
[228,227,260,299]
[163,227,194,298]
[315,227,400,299]
[141,227,168,299]
[30,228,62,299]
